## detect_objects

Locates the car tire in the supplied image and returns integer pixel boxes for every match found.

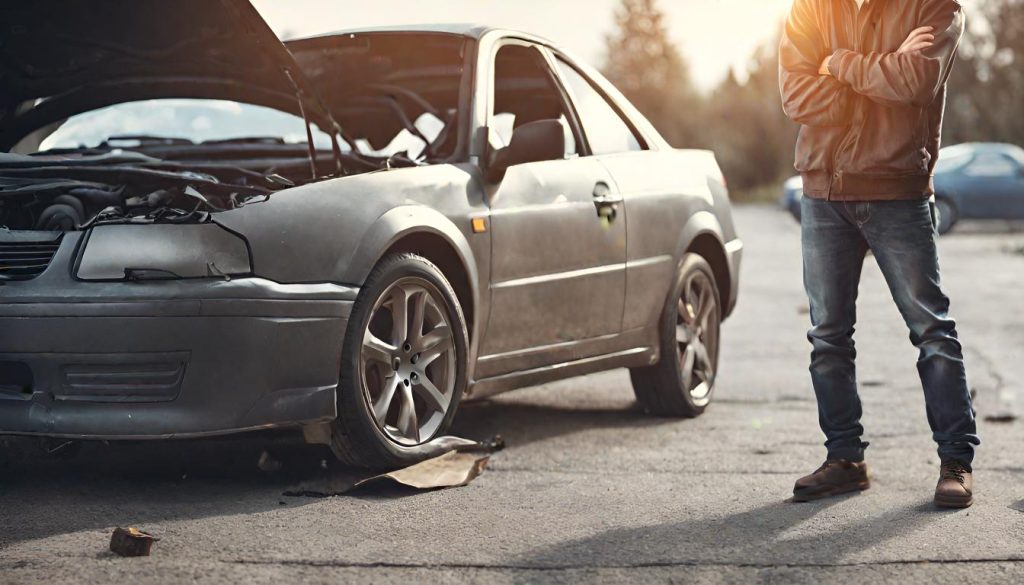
[935,197,957,235]
[329,253,469,469]
[630,253,721,418]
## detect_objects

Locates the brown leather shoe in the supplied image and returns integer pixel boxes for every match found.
[935,460,973,508]
[792,459,870,502]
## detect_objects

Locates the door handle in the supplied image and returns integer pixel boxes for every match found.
[592,182,622,220]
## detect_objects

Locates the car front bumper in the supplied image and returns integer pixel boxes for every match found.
[0,234,357,439]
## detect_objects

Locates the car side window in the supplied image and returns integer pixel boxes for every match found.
[491,45,577,157]
[964,153,1017,178]
[554,57,644,156]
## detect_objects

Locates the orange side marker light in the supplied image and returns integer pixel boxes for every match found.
[471,217,488,233]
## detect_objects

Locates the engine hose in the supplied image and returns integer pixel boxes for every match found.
[68,186,123,208]
[53,194,87,222]
[35,203,82,231]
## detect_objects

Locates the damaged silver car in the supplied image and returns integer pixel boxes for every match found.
[0,1,742,468]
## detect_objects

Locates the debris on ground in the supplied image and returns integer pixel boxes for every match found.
[109,527,158,557]
[257,450,283,473]
[284,435,504,498]
[983,412,1017,424]
[352,450,490,492]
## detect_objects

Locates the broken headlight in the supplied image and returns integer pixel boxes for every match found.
[76,223,251,281]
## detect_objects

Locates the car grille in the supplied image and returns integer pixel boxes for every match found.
[0,236,62,280]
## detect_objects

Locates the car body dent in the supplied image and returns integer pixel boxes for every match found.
[213,163,484,285]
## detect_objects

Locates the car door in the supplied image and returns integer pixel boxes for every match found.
[479,42,627,362]
[549,54,702,333]
[962,152,1024,219]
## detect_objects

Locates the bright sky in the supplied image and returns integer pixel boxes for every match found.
[252,0,795,92]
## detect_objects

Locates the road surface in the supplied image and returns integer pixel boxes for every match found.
[2,205,1022,584]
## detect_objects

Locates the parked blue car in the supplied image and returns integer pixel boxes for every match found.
[932,143,1024,233]
[781,143,1024,234]
[779,175,803,221]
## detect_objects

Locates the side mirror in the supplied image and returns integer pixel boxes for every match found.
[487,119,565,182]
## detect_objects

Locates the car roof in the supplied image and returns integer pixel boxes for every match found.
[940,142,1024,168]
[291,23,556,46]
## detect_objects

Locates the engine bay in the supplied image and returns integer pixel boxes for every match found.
[0,143,387,231]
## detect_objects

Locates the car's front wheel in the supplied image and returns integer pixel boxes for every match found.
[330,253,468,469]
[935,197,957,235]
[630,253,721,417]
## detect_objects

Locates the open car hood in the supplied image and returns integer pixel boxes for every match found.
[0,0,339,150]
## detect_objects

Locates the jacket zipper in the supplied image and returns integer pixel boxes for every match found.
[829,0,872,200]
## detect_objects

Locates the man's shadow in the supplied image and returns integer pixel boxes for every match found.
[514,496,950,571]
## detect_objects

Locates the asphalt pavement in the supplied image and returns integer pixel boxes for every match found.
[2,205,1022,584]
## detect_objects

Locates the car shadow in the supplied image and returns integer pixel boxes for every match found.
[451,396,675,450]
[0,431,333,549]
[0,389,668,549]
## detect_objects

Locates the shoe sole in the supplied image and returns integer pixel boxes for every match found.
[935,493,973,508]
[792,480,870,502]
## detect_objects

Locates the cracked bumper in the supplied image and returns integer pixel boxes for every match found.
[0,246,357,438]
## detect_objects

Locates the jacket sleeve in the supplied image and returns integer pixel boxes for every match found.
[779,0,854,127]
[827,0,965,108]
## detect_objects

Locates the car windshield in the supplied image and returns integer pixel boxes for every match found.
[34,99,335,152]
[289,32,469,162]
[29,98,447,160]
[935,150,972,173]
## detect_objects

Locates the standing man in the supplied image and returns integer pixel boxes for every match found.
[779,0,979,508]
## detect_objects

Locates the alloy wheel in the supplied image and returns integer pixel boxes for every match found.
[675,271,719,405]
[359,277,456,446]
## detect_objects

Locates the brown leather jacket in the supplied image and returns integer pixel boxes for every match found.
[779,0,965,201]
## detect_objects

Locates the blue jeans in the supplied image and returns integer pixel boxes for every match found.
[801,197,979,465]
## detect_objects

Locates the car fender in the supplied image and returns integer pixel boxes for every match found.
[338,205,480,308]
[673,210,725,266]
[668,210,731,312]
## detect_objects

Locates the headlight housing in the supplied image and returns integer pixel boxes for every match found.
[76,223,251,281]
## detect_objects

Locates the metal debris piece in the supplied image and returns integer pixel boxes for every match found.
[351,451,490,492]
[109,527,158,557]
[461,434,505,453]
[284,436,503,498]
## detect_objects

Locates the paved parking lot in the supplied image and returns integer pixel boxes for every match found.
[1,205,1022,584]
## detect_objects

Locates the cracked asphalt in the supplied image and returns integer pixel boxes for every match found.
[2,205,1022,584]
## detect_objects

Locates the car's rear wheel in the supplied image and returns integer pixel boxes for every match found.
[330,253,468,469]
[630,253,721,417]
[935,197,957,235]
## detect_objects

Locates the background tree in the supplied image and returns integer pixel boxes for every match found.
[704,41,796,195]
[944,0,1024,146]
[602,0,705,147]
[602,0,1024,201]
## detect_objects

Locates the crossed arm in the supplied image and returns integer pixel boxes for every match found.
[780,0,965,127]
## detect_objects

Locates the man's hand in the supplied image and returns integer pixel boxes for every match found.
[898,26,935,54]
[819,54,833,76]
